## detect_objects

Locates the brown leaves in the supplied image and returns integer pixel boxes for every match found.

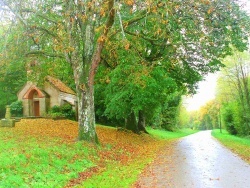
[97,35,107,43]
[12,119,167,187]
[14,119,165,165]
[124,42,130,50]
[15,119,78,142]
[207,7,214,15]
[65,166,100,187]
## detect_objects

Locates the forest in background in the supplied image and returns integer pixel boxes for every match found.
[181,50,250,137]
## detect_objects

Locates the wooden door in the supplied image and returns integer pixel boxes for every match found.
[34,101,40,116]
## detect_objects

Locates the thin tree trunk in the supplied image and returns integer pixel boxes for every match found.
[138,110,149,134]
[126,111,139,133]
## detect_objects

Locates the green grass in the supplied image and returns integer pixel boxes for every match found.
[212,129,250,163]
[79,160,149,188]
[0,130,95,188]
[147,127,199,140]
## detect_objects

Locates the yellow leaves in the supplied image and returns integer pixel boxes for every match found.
[151,6,157,13]
[80,15,88,22]
[125,0,134,6]
[95,25,103,33]
[155,28,162,36]
[202,0,211,5]
[97,35,107,43]
[65,46,75,53]
[100,8,106,17]
[34,37,39,43]
[162,19,169,25]
[124,42,130,50]
[105,79,110,84]
[207,7,214,15]
[158,2,164,7]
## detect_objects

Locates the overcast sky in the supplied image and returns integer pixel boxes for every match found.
[184,73,218,111]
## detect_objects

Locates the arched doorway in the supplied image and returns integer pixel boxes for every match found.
[23,87,45,117]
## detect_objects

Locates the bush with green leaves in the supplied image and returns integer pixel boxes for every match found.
[10,100,23,117]
[48,104,76,120]
[222,102,238,135]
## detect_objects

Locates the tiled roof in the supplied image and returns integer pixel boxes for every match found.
[46,76,76,95]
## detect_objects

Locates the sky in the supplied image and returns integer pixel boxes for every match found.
[184,73,218,111]
[239,0,250,13]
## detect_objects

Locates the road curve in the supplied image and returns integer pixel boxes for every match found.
[135,130,250,188]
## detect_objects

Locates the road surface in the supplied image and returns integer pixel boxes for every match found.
[135,131,250,188]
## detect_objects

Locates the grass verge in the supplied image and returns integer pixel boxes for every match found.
[147,127,198,140]
[212,129,250,164]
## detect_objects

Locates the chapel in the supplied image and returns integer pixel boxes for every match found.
[17,76,77,117]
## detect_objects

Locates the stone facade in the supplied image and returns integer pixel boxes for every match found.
[17,77,77,117]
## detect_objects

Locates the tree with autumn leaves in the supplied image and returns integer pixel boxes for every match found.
[0,0,249,143]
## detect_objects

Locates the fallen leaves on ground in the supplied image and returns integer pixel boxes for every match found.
[10,119,169,187]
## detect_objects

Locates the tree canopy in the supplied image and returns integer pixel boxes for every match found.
[0,0,249,142]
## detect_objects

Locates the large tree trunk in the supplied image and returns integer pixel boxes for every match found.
[67,0,115,143]
[76,77,98,143]
[138,110,149,134]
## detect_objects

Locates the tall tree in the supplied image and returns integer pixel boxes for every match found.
[0,0,249,142]
[217,50,250,135]
[0,22,27,117]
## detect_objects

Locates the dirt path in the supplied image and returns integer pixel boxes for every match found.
[134,131,250,188]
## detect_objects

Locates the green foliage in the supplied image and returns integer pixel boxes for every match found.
[48,104,76,120]
[10,100,23,117]
[216,50,250,136]
[95,62,182,131]
[222,101,250,136]
[49,105,61,113]
[160,92,182,131]
[185,99,223,131]
[222,102,238,135]
[103,64,178,119]
[0,23,27,117]
[176,104,192,128]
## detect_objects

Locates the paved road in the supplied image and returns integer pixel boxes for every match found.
[135,131,250,188]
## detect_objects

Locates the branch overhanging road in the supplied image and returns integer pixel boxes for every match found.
[135,131,250,188]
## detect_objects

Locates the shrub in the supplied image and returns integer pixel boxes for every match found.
[50,105,61,113]
[10,100,23,117]
[222,103,237,135]
[48,104,76,120]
